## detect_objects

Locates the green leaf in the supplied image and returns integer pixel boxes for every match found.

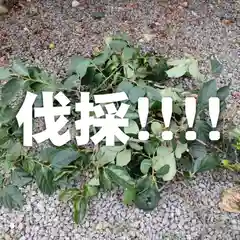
[63,75,80,90]
[22,157,35,174]
[59,188,80,202]
[194,120,212,143]
[105,165,135,189]
[156,165,170,178]
[96,146,125,167]
[88,177,100,186]
[124,120,139,134]
[116,80,134,94]
[151,122,163,135]
[122,47,136,61]
[193,154,220,173]
[99,168,112,190]
[69,56,90,78]
[11,168,32,187]
[189,142,207,160]
[217,86,229,101]
[188,60,204,81]
[123,187,136,205]
[125,111,139,120]
[34,166,56,195]
[175,143,188,159]
[0,67,11,80]
[144,139,159,156]
[128,142,143,151]
[1,78,24,104]
[124,64,135,79]
[12,60,29,76]
[116,149,132,166]
[0,185,24,209]
[210,56,223,74]
[134,176,160,211]
[108,39,128,52]
[153,146,176,181]
[197,79,217,110]
[92,46,110,65]
[51,149,81,169]
[39,147,60,163]
[128,86,145,104]
[140,159,152,174]
[73,197,87,224]
[84,185,99,198]
[7,142,24,162]
[166,64,188,78]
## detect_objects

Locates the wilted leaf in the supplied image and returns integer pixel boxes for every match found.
[219,187,240,213]
[0,185,24,209]
[140,159,152,174]
[116,149,132,166]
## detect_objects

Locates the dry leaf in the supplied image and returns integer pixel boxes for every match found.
[221,19,235,25]
[219,186,240,213]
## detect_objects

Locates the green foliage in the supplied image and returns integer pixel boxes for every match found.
[0,34,234,224]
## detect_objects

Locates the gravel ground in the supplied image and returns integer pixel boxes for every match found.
[0,0,240,239]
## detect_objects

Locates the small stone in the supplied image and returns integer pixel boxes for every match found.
[72,0,80,7]
[181,2,188,8]
[9,222,14,229]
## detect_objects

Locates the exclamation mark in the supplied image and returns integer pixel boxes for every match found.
[162,97,173,140]
[209,97,220,141]
[185,97,197,140]
[138,97,149,141]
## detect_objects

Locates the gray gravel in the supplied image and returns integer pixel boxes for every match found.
[0,0,240,239]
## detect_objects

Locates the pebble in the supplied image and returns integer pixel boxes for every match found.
[71,0,80,8]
